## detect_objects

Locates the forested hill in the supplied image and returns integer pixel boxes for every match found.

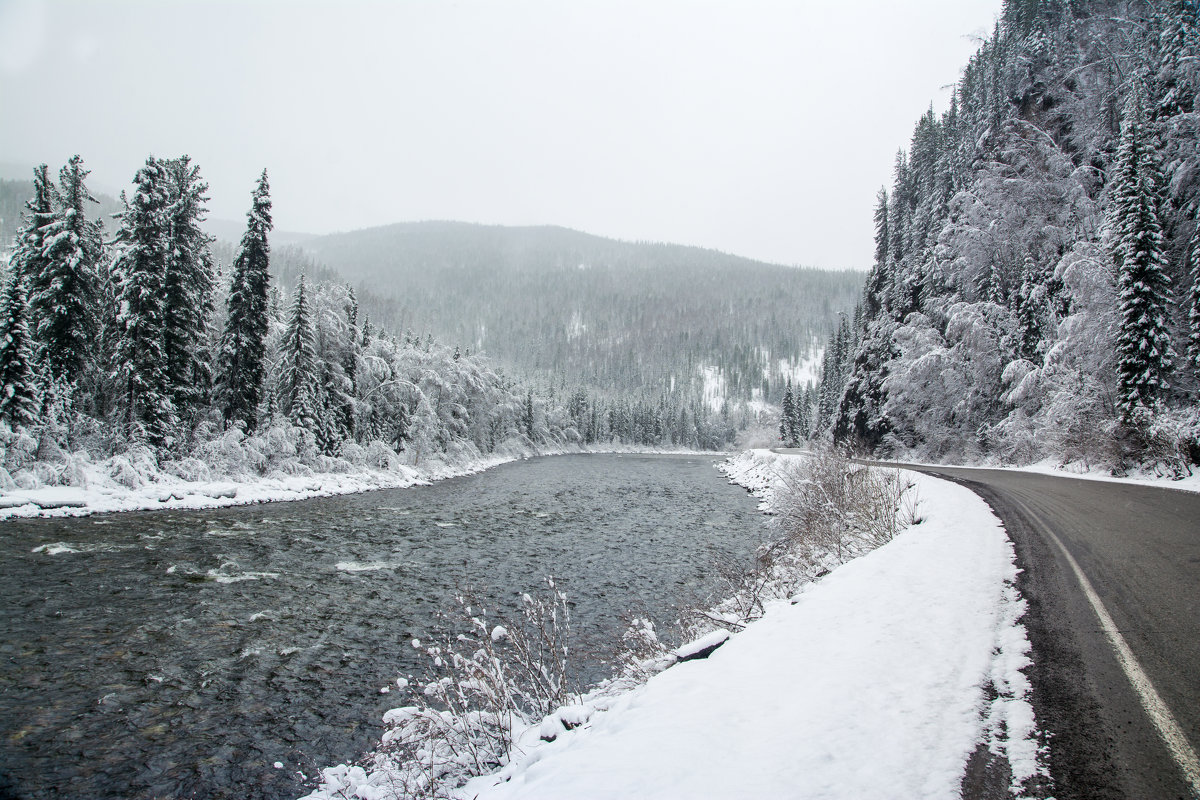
[822,0,1200,473]
[303,221,862,402]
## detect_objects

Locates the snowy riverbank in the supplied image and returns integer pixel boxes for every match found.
[0,443,711,521]
[305,450,1044,800]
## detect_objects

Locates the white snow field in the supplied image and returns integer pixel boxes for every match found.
[306,452,1043,800]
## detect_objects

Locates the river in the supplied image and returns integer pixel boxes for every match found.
[0,453,765,800]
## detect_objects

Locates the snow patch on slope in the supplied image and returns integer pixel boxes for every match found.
[777,344,823,388]
[698,364,727,413]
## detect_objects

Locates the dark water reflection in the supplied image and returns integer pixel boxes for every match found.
[0,454,763,800]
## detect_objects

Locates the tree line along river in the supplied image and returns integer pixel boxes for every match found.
[0,454,766,800]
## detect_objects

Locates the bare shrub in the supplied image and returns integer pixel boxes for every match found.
[691,448,920,637]
[362,579,576,799]
[769,447,919,562]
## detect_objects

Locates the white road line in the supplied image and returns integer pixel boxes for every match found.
[1036,518,1200,798]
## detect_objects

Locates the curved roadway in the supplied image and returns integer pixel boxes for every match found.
[890,464,1200,799]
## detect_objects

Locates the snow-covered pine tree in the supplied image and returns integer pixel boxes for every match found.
[316,321,353,453]
[278,275,320,436]
[1109,89,1176,421]
[8,165,55,348]
[1185,220,1200,382]
[31,156,104,389]
[1153,0,1198,119]
[864,188,890,318]
[1015,256,1043,362]
[0,271,40,428]
[343,286,359,396]
[523,389,535,440]
[217,169,272,431]
[111,158,178,446]
[796,383,812,440]
[779,380,795,445]
[329,286,358,443]
[361,314,373,348]
[163,156,216,419]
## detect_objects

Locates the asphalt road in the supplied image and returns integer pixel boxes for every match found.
[889,464,1200,799]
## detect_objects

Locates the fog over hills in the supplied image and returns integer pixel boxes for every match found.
[300,221,862,404]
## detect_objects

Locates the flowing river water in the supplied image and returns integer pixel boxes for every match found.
[0,454,765,800]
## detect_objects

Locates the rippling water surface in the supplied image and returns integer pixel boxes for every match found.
[0,454,764,800]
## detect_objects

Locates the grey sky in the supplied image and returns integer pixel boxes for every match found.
[0,0,1001,270]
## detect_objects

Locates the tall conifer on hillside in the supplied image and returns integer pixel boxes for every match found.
[111,158,177,446]
[864,188,890,318]
[780,380,796,445]
[279,275,319,435]
[8,165,55,342]
[32,156,103,388]
[0,272,40,428]
[1109,90,1175,421]
[217,170,272,431]
[163,156,216,418]
[8,164,54,280]
[796,384,812,440]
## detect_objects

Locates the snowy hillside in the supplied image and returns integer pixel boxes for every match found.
[300,221,861,404]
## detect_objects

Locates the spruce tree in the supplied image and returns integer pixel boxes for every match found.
[343,287,359,394]
[780,380,796,446]
[361,314,373,348]
[217,170,272,431]
[523,389,535,440]
[31,156,103,388]
[111,158,177,446]
[1015,257,1043,362]
[796,384,812,440]
[0,271,40,429]
[8,165,55,337]
[1154,0,1197,119]
[163,156,216,418]
[279,275,319,435]
[1109,90,1175,421]
[873,188,890,269]
[1186,223,1200,380]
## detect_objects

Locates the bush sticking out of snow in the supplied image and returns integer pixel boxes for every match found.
[687,447,920,640]
[313,579,576,799]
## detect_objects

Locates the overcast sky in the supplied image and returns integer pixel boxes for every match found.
[0,0,1001,270]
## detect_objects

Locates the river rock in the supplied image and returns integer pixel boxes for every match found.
[672,629,731,663]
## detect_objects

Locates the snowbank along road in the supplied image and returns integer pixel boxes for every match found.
[882,464,1200,800]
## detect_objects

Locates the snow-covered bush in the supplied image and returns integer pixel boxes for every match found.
[161,457,211,483]
[769,447,918,563]
[0,422,38,473]
[698,448,919,639]
[329,580,576,799]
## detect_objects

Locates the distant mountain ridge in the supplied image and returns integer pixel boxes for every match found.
[309,220,805,277]
[303,221,862,404]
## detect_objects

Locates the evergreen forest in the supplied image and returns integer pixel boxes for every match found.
[809,0,1200,473]
[0,155,855,493]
